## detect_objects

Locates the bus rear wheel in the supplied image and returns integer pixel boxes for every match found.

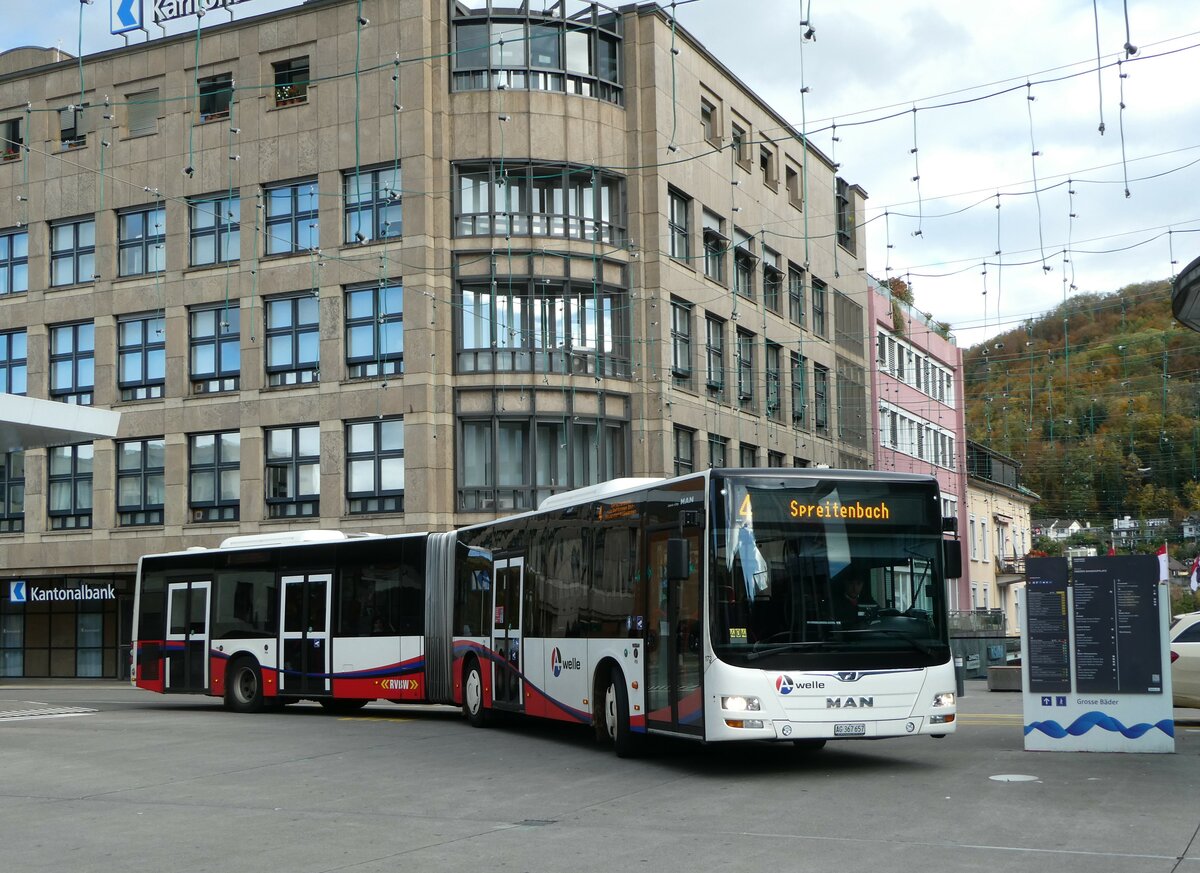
[224,658,265,713]
[463,658,490,728]
[601,667,641,758]
[319,698,370,714]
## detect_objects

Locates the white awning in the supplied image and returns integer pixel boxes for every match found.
[0,394,120,452]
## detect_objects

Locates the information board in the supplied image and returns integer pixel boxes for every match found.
[1072,556,1162,694]
[1024,557,1070,693]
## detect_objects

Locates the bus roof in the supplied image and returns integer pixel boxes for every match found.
[537,477,665,511]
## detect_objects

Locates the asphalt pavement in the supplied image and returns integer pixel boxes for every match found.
[1,679,1198,873]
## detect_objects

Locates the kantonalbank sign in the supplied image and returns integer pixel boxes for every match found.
[9,580,116,603]
[153,0,255,25]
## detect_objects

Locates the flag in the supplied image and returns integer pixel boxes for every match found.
[1191,554,1200,593]
[1157,543,1169,583]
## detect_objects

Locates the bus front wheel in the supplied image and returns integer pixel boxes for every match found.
[601,667,641,758]
[463,659,490,728]
[225,658,265,713]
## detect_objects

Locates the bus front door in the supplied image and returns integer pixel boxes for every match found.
[165,580,211,692]
[645,531,703,737]
[490,558,525,710]
[280,573,332,696]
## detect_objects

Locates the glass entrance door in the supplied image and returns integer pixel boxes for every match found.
[165,581,211,691]
[490,558,524,709]
[645,530,703,736]
[280,573,332,695]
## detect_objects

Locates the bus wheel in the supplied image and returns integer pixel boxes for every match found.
[224,658,265,713]
[602,667,641,758]
[319,698,370,714]
[792,739,827,751]
[463,658,490,728]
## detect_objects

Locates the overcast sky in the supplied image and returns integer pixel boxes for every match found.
[10,0,1200,347]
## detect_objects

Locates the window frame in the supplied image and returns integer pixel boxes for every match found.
[47,443,93,530]
[673,426,694,476]
[811,277,827,338]
[667,187,690,262]
[189,193,240,266]
[702,210,727,285]
[264,424,320,518]
[0,451,24,532]
[0,329,26,395]
[344,165,403,245]
[765,342,782,421]
[189,304,241,393]
[705,314,725,394]
[126,88,160,137]
[265,294,320,386]
[708,434,728,468]
[345,417,406,515]
[273,56,310,107]
[117,313,166,401]
[2,117,22,162]
[188,431,240,522]
[49,217,96,287]
[345,281,404,379]
[670,298,692,379]
[790,350,808,429]
[197,72,233,122]
[263,179,319,256]
[814,363,830,432]
[117,206,166,277]
[49,321,95,405]
[116,437,165,526]
[0,228,28,296]
[736,328,755,405]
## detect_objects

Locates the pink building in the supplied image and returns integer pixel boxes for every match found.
[866,277,970,610]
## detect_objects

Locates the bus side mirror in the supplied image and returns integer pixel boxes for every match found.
[943,539,963,579]
[667,538,690,580]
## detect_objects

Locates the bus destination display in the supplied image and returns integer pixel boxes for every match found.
[1071,556,1162,694]
[1025,557,1070,693]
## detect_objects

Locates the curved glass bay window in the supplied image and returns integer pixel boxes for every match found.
[452,2,623,105]
[455,162,625,246]
[457,277,630,378]
[458,411,629,512]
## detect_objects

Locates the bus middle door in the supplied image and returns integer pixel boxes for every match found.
[280,573,333,696]
[165,580,211,692]
[490,557,525,711]
[645,528,703,737]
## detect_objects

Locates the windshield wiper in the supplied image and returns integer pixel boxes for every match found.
[745,641,830,661]
[836,628,937,657]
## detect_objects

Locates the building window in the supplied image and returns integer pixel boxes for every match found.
[1,118,21,162]
[0,452,24,533]
[48,443,92,530]
[733,229,756,300]
[265,294,319,386]
[833,290,864,356]
[450,9,624,106]
[0,330,26,395]
[346,282,404,378]
[59,103,88,150]
[198,73,233,121]
[674,426,694,476]
[811,277,827,338]
[760,144,776,187]
[702,210,727,283]
[126,88,159,136]
[739,443,757,468]
[814,364,829,432]
[264,179,319,255]
[118,314,166,401]
[190,194,240,266]
[787,264,805,327]
[189,304,240,393]
[118,206,166,277]
[0,229,28,295]
[969,517,978,560]
[670,298,692,379]
[705,315,725,394]
[766,342,782,420]
[731,121,750,167]
[265,425,319,518]
[736,329,754,405]
[454,162,626,245]
[456,276,631,379]
[346,417,405,514]
[458,415,629,512]
[700,98,716,144]
[117,438,165,526]
[760,249,782,313]
[50,217,95,286]
[49,321,94,405]
[836,177,855,254]
[790,351,807,428]
[668,188,690,261]
[345,165,402,244]
[189,431,240,522]
[786,164,802,210]
[708,434,728,468]
[768,450,785,468]
[273,56,310,107]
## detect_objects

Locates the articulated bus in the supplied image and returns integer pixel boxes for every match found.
[132,469,960,754]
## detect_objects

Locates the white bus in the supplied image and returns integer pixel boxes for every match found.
[134,469,960,755]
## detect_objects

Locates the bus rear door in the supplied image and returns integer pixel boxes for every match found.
[280,573,333,696]
[490,557,525,711]
[165,580,211,692]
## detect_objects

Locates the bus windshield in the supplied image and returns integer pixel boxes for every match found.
[710,475,951,670]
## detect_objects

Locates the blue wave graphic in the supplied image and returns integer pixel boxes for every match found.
[1024,710,1174,739]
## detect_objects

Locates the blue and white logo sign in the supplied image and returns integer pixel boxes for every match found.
[9,580,26,603]
[111,0,145,35]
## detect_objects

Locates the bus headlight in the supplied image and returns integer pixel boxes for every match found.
[722,696,761,712]
[932,692,955,708]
